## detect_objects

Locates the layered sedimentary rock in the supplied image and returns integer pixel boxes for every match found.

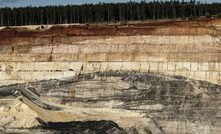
[0,19,221,133]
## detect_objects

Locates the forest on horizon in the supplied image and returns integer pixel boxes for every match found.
[0,0,221,26]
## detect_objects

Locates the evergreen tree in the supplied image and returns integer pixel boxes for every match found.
[0,1,220,26]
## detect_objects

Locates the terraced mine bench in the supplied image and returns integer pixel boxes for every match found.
[0,19,221,133]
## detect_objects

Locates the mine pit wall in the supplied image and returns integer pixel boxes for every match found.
[0,20,221,133]
[0,35,220,85]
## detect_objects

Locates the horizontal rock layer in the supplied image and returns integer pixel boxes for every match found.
[0,35,220,84]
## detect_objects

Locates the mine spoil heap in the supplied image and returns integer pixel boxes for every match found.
[0,19,221,134]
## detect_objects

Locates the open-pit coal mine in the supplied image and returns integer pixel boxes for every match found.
[0,19,221,134]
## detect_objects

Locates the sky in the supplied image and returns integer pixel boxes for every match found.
[0,0,220,8]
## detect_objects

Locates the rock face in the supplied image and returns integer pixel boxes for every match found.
[0,19,221,134]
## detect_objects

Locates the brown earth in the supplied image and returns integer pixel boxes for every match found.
[0,18,221,46]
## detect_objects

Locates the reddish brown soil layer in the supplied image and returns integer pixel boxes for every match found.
[0,19,220,46]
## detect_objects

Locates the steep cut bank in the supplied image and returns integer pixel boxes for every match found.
[0,19,221,134]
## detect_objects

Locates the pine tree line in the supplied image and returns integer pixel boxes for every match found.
[0,0,221,26]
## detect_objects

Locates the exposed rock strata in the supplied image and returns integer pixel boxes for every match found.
[0,74,165,134]
[0,71,221,133]
[0,19,221,133]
